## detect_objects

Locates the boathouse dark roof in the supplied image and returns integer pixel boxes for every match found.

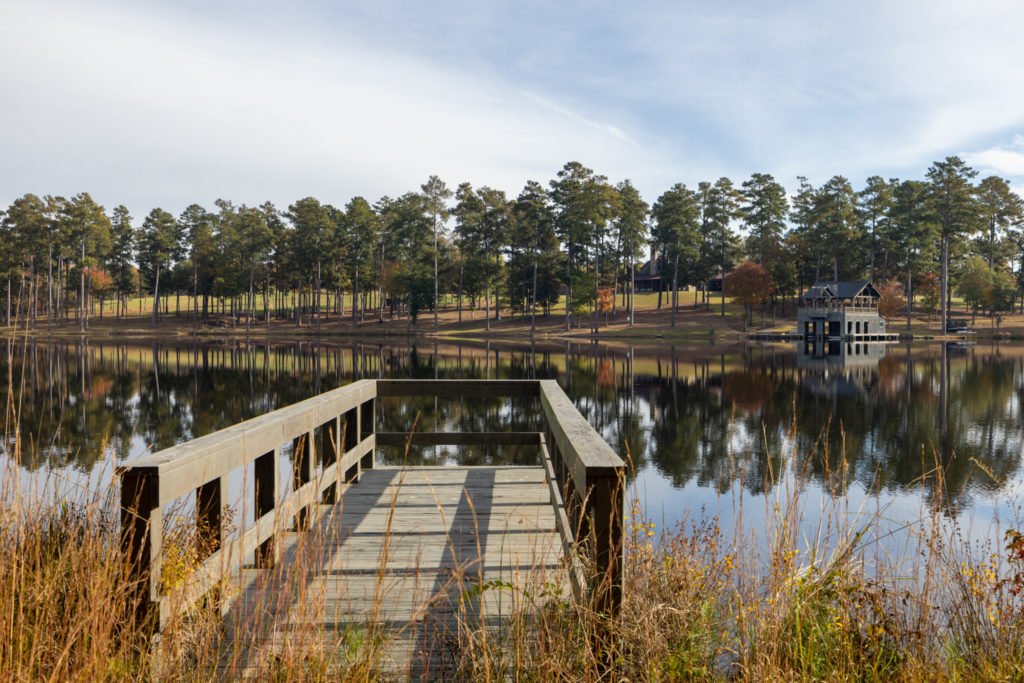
[800,281,880,301]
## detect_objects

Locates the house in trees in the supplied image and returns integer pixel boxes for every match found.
[633,247,667,293]
[632,247,676,293]
[798,281,888,340]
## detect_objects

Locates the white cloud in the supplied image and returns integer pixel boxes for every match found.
[0,1,669,216]
[2,0,1024,214]
[963,135,1024,195]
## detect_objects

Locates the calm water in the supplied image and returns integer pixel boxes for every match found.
[2,337,1022,558]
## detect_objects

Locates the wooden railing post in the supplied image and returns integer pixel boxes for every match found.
[360,397,375,471]
[321,418,340,503]
[294,431,315,530]
[587,471,624,618]
[344,406,359,483]
[254,449,279,567]
[538,380,625,619]
[120,467,161,628]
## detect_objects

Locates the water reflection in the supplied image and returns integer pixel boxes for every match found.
[1,338,1022,522]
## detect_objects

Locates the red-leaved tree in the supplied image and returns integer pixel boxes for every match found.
[723,261,774,329]
[877,278,905,320]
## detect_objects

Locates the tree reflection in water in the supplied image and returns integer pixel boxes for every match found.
[2,338,1022,523]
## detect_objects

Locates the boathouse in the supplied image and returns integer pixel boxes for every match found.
[798,281,886,339]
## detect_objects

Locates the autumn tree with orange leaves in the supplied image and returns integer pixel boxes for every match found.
[876,278,905,320]
[723,261,774,329]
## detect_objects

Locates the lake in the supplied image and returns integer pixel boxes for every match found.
[2,337,1022,561]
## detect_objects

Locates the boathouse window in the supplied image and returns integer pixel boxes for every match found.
[855,321,861,333]
[864,321,869,334]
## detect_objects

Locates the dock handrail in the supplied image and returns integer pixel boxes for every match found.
[120,379,378,630]
[120,378,626,631]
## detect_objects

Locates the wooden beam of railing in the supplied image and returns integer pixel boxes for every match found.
[376,379,540,397]
[375,432,541,447]
[119,379,377,630]
[123,379,376,506]
[539,379,625,617]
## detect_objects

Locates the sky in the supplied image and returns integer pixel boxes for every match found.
[1,0,1023,219]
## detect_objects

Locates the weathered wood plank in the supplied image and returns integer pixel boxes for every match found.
[131,380,376,502]
[539,379,623,480]
[375,431,541,446]
[376,379,540,398]
[217,466,564,676]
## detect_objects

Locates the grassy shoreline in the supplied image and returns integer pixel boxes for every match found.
[4,433,1024,680]
[3,290,1021,345]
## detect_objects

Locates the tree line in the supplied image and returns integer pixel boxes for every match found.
[1,157,1021,334]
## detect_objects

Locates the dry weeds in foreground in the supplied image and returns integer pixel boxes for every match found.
[2,418,1024,680]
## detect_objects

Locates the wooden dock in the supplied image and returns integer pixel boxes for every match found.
[119,379,623,678]
[217,466,562,677]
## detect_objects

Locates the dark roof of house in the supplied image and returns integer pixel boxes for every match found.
[801,281,879,300]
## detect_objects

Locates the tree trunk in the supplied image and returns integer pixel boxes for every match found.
[433,219,439,333]
[80,236,86,332]
[564,243,572,332]
[531,257,538,335]
[458,255,464,325]
[593,243,599,334]
[247,260,255,334]
[316,261,322,332]
[940,235,949,335]
[15,271,25,329]
[407,283,413,336]
[629,261,635,327]
[193,251,199,326]
[29,255,36,329]
[485,278,491,332]
[152,264,161,328]
[85,266,91,330]
[47,244,53,326]
[671,254,679,328]
[906,263,912,331]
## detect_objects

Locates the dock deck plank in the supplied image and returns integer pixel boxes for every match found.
[217,465,563,678]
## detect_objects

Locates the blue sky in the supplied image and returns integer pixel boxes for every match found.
[1,0,1023,217]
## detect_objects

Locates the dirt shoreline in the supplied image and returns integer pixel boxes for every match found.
[0,301,1018,344]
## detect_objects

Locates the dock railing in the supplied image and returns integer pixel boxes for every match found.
[120,378,625,633]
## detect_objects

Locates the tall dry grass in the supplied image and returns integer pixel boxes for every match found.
[2,409,1024,680]
[444,418,1024,681]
